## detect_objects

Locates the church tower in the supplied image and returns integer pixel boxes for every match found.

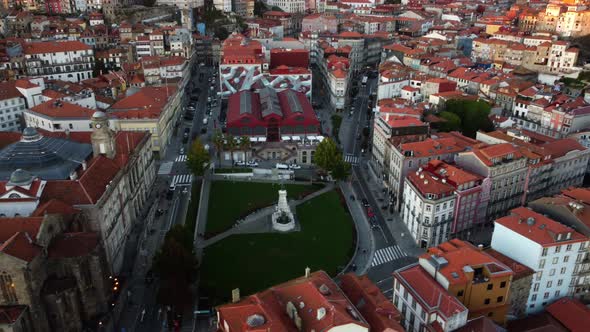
[90,111,116,159]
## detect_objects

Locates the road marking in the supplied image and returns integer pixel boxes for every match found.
[175,155,187,162]
[345,154,360,165]
[158,162,173,175]
[172,174,193,186]
[371,245,407,267]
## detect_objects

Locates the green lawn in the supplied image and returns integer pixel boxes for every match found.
[205,181,324,235]
[199,190,355,303]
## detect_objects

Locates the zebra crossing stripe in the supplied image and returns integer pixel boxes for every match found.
[370,245,408,267]
[172,174,193,186]
[175,155,187,162]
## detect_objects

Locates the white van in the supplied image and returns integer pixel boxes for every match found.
[275,163,289,170]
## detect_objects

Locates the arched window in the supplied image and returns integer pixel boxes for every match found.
[0,272,17,303]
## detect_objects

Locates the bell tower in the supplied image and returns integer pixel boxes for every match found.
[90,111,116,159]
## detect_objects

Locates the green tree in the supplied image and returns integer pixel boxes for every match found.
[254,1,267,17]
[225,133,237,166]
[315,138,343,173]
[212,130,225,166]
[214,26,230,40]
[444,100,494,138]
[439,111,461,132]
[332,160,352,181]
[153,225,198,311]
[238,136,251,163]
[187,139,211,176]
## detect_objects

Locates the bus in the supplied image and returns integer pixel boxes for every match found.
[361,76,368,86]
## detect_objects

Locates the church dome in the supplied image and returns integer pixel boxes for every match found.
[21,127,42,142]
[8,168,34,186]
[92,111,107,120]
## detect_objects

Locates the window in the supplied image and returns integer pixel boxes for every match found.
[539,259,546,268]
[484,298,490,305]
[566,244,572,251]
[497,296,504,303]
[561,267,567,274]
[457,290,464,297]
[531,294,537,301]
[543,292,549,299]
[542,248,548,256]
[552,257,559,264]
[564,256,569,263]
[557,279,563,286]
[549,269,555,276]
[536,271,543,280]
[487,283,493,290]
[554,290,560,297]
[533,283,540,292]
[500,281,507,288]
[0,272,17,303]
[547,281,552,288]
[555,246,561,253]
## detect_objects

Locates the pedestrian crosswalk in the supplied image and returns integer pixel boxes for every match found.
[172,174,193,186]
[158,162,173,175]
[371,245,407,267]
[344,154,360,165]
[175,155,187,162]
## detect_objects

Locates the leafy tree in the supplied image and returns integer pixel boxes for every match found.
[254,1,267,17]
[439,111,461,132]
[443,100,494,138]
[238,136,251,163]
[224,133,237,165]
[331,160,352,181]
[315,138,343,173]
[212,130,225,165]
[153,225,198,311]
[214,26,230,40]
[187,139,210,176]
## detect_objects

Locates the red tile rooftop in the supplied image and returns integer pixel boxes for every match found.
[408,169,455,197]
[495,207,588,247]
[485,248,535,280]
[423,159,482,187]
[25,40,91,54]
[30,100,95,119]
[394,264,467,318]
[546,298,590,332]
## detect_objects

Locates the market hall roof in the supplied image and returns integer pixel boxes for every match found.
[0,127,92,180]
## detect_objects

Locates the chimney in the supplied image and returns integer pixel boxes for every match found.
[385,113,390,121]
[478,244,484,251]
[305,267,311,278]
[231,288,240,303]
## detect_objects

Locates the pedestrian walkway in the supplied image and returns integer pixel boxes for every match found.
[175,155,187,162]
[172,174,193,186]
[158,162,173,175]
[344,154,360,165]
[371,245,407,267]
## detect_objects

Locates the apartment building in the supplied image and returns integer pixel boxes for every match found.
[23,41,94,82]
[419,239,514,324]
[455,143,528,221]
[393,264,468,332]
[529,187,590,302]
[0,80,27,132]
[492,207,589,314]
[267,0,305,13]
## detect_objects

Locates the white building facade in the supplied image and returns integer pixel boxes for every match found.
[24,41,95,83]
[491,207,589,314]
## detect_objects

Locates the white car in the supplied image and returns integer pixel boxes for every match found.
[247,160,258,167]
[235,161,246,166]
[289,164,302,170]
[275,163,289,170]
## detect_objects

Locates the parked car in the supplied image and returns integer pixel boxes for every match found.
[247,160,258,167]
[361,198,370,207]
[275,163,289,169]
[289,163,302,170]
[235,160,246,166]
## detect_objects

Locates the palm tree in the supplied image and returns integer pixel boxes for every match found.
[211,130,224,166]
[238,136,251,164]
[225,133,237,166]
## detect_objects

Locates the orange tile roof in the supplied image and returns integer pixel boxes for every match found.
[217,271,368,332]
[109,86,177,119]
[546,298,590,332]
[385,115,425,128]
[340,274,403,332]
[0,231,42,262]
[408,170,455,197]
[422,239,513,285]
[495,207,588,247]
[400,137,467,158]
[24,40,91,54]
[423,159,482,187]
[30,100,95,119]
[394,264,467,318]
[485,248,535,280]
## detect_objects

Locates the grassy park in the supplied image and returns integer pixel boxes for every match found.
[199,189,355,303]
[205,181,324,235]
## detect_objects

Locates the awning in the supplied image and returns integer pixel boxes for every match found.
[292,136,301,141]
[258,137,267,142]
[249,137,258,142]
[317,136,325,142]
[307,135,316,140]
[281,135,291,141]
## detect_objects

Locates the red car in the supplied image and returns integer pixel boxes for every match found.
[367,207,375,218]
